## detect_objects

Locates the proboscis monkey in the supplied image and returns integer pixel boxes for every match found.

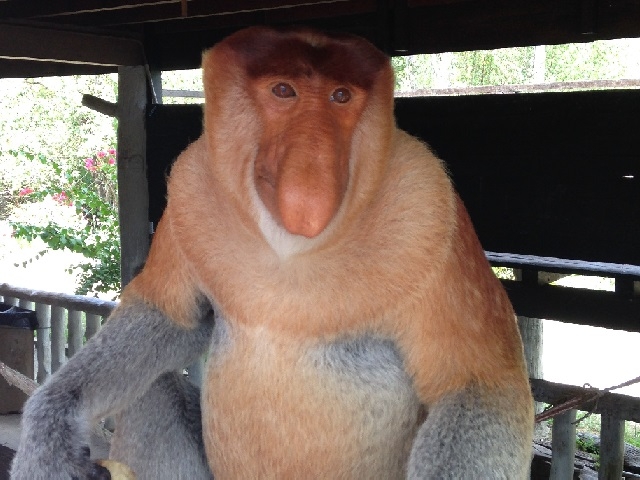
[11,27,533,479]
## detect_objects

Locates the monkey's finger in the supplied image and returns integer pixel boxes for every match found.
[95,459,136,479]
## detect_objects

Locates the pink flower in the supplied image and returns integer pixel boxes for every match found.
[18,187,34,196]
[97,150,106,158]
[108,148,116,156]
[52,191,70,205]
[108,157,116,165]
[84,158,97,172]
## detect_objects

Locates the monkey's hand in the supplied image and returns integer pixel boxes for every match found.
[10,298,213,479]
[11,386,113,479]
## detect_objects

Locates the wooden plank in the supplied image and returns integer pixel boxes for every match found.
[0,58,114,78]
[0,23,145,67]
[141,0,640,69]
[531,379,640,424]
[395,90,640,267]
[503,281,640,332]
[398,79,640,96]
[0,0,163,19]
[599,412,625,480]
[488,252,640,278]
[549,409,577,480]
[3,0,640,76]
[13,0,368,27]
[0,283,116,318]
[0,330,33,413]
[117,65,150,287]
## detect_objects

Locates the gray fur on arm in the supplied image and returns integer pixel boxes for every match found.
[10,299,214,480]
[407,384,532,479]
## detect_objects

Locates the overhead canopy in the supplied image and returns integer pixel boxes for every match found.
[2,0,640,77]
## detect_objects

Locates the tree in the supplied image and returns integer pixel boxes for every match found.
[11,148,120,298]
[0,74,120,297]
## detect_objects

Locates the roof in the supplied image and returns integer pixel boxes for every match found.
[2,0,640,77]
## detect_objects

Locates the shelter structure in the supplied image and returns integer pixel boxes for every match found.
[1,2,640,478]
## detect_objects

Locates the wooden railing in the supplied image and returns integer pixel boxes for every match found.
[532,378,640,479]
[0,283,116,383]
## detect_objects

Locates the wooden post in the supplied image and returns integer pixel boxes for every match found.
[67,310,84,357]
[85,313,102,340]
[117,65,150,288]
[150,70,163,104]
[3,297,18,306]
[517,315,543,380]
[514,269,546,436]
[599,412,625,480]
[35,303,51,383]
[50,305,65,373]
[550,409,577,479]
[518,314,544,434]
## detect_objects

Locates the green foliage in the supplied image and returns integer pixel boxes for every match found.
[10,148,120,298]
[0,74,119,297]
[392,38,640,92]
[625,422,640,448]
[454,48,535,86]
[492,267,516,280]
[576,436,600,455]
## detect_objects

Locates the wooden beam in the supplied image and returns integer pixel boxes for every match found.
[13,0,362,27]
[531,379,640,424]
[0,23,145,67]
[503,281,640,332]
[0,0,169,19]
[82,94,118,118]
[117,65,150,287]
[0,58,115,78]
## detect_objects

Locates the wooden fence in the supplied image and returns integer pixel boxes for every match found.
[0,283,116,383]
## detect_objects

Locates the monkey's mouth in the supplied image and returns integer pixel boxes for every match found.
[256,172,276,190]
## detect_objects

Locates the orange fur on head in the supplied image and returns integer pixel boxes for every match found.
[200,27,393,240]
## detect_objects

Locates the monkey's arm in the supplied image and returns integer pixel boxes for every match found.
[407,383,532,479]
[402,199,533,479]
[10,297,213,480]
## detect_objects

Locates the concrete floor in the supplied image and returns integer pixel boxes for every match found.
[0,415,20,452]
[0,413,110,457]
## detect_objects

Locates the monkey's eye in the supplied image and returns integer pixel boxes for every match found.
[330,87,351,104]
[272,83,296,98]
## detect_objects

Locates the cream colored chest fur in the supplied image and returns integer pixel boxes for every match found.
[202,319,422,479]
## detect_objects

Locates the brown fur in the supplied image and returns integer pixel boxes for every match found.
[129,26,533,476]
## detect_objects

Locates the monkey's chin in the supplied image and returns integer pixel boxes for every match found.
[251,192,322,260]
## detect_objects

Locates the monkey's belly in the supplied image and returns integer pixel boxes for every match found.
[202,321,422,478]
